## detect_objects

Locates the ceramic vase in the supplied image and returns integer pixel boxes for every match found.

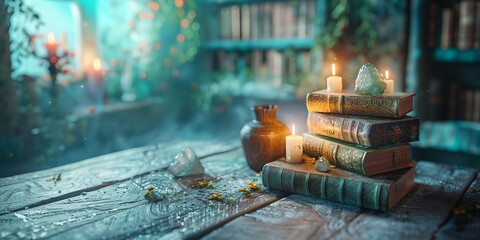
[240,105,290,172]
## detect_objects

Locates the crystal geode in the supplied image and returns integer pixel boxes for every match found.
[315,156,330,173]
[168,146,205,177]
[354,63,386,95]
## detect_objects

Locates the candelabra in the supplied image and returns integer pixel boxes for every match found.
[30,33,73,100]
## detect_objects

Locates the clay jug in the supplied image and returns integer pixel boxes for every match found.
[240,105,291,172]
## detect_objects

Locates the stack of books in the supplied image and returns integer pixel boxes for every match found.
[262,90,420,211]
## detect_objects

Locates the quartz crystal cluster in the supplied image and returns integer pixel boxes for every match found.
[168,146,205,177]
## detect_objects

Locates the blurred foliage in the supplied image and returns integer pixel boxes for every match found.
[315,0,406,85]
[4,0,43,74]
[100,0,200,100]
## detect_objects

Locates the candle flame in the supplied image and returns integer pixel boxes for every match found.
[93,58,101,71]
[292,124,295,135]
[48,33,55,44]
[332,63,336,76]
[385,70,389,79]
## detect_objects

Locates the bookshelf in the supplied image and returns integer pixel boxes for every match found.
[408,0,480,163]
[433,49,480,62]
[197,0,325,100]
[202,39,314,51]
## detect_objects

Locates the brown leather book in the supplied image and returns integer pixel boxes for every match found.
[306,90,415,118]
[262,159,416,211]
[307,112,420,147]
[303,133,412,176]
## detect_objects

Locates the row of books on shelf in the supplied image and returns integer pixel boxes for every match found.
[263,90,418,211]
[427,78,480,122]
[435,0,480,49]
[216,0,316,40]
[206,49,321,80]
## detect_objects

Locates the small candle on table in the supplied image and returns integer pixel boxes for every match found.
[87,58,107,103]
[327,63,342,92]
[384,70,394,94]
[44,32,59,57]
[286,124,303,164]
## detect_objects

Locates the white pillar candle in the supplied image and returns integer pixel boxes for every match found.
[286,124,303,164]
[327,63,342,92]
[384,70,394,94]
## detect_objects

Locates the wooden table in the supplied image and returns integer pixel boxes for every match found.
[0,140,479,239]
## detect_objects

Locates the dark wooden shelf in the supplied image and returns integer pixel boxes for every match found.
[201,39,314,51]
[199,0,280,5]
[433,49,480,63]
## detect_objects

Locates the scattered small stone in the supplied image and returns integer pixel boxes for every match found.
[354,63,386,95]
[315,156,330,172]
[81,192,87,196]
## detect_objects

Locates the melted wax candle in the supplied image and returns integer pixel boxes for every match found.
[286,124,303,163]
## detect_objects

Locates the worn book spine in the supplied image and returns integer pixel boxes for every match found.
[262,164,391,211]
[306,92,404,118]
[302,134,411,176]
[307,113,419,147]
[458,0,475,49]
[441,8,453,49]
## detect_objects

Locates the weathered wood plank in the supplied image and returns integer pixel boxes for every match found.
[436,172,480,240]
[204,161,477,240]
[0,139,239,187]
[0,148,285,239]
[331,161,477,240]
[204,194,361,240]
[0,140,240,214]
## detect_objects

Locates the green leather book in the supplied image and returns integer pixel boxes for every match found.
[262,159,416,211]
[307,112,420,147]
[303,133,411,176]
[306,90,415,118]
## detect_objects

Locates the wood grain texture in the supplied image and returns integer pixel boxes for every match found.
[332,161,477,240]
[204,161,477,240]
[436,172,480,240]
[204,194,362,240]
[0,148,286,239]
[0,140,240,214]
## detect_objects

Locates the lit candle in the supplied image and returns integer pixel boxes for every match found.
[286,124,303,164]
[44,33,59,57]
[87,58,107,103]
[93,58,102,73]
[327,63,342,92]
[384,70,394,94]
[88,58,105,81]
